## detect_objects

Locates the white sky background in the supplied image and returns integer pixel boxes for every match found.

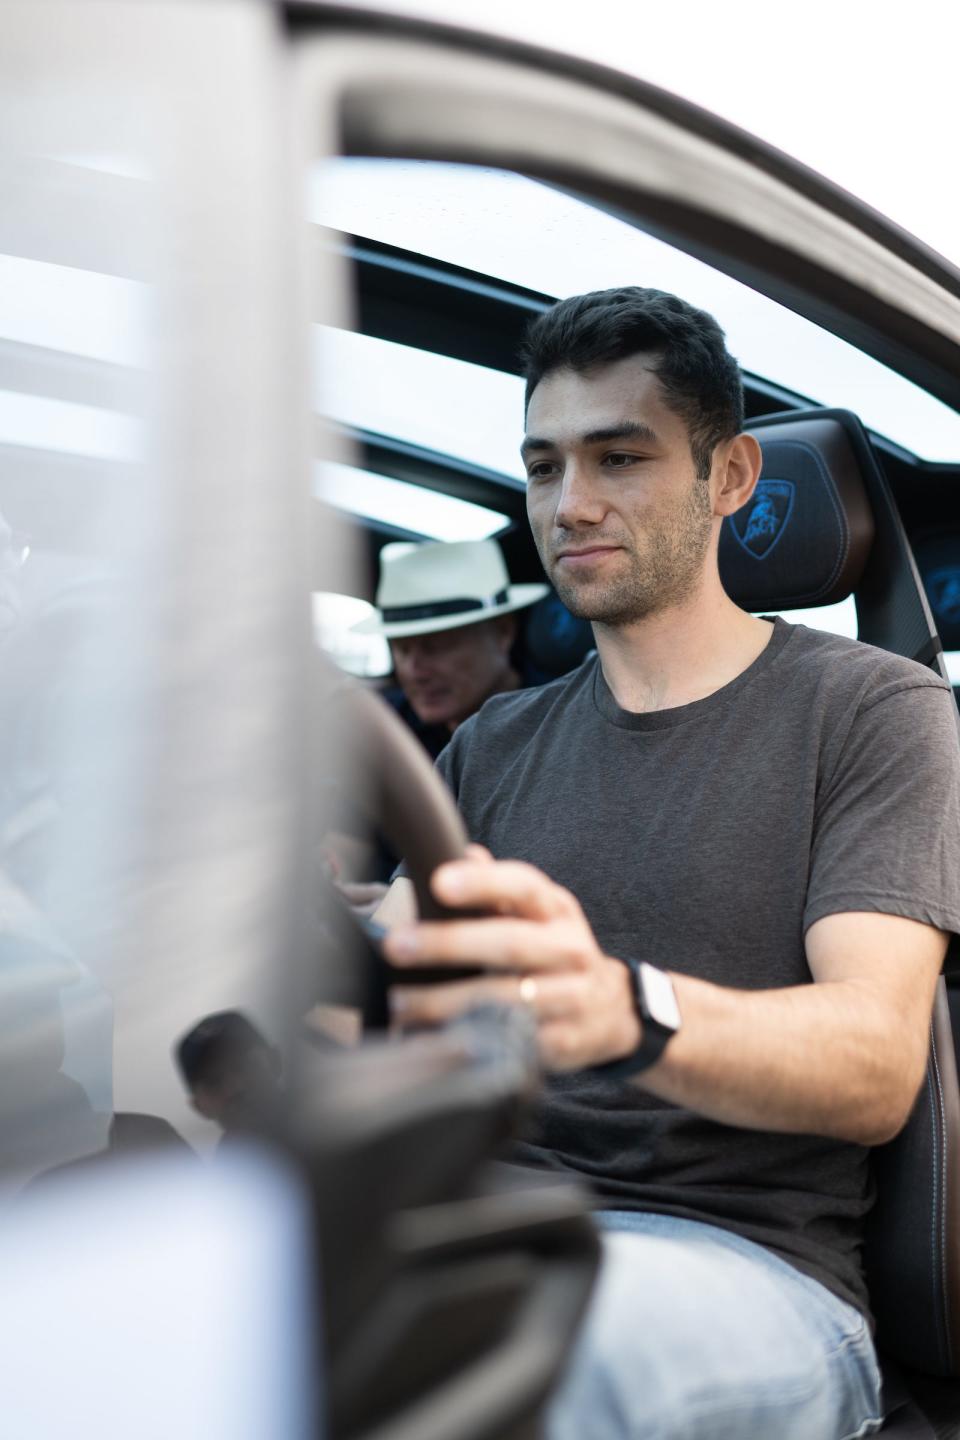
[335,0,960,270]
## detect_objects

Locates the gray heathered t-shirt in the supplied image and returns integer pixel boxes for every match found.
[435,617,960,1318]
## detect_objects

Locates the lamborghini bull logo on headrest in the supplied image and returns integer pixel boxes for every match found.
[732,479,795,560]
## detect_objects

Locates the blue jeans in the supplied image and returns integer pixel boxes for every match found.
[547,1212,883,1440]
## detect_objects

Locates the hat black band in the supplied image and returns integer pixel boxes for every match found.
[382,588,510,624]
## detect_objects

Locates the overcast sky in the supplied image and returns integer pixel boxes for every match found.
[341,0,960,267]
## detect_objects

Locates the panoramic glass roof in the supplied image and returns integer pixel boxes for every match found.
[0,389,140,464]
[0,252,146,367]
[315,326,525,480]
[315,457,508,540]
[311,159,960,464]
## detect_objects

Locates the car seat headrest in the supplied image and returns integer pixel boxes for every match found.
[719,415,875,613]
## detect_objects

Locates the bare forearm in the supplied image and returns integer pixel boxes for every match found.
[384,866,945,1144]
[641,972,927,1145]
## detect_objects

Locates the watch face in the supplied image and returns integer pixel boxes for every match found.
[639,962,681,1032]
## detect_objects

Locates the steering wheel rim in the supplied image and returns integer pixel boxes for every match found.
[334,675,470,921]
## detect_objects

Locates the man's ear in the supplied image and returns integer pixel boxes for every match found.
[714,433,762,518]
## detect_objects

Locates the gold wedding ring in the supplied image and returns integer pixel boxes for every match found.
[519,975,539,1008]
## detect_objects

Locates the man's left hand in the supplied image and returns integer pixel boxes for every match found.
[383,846,641,1070]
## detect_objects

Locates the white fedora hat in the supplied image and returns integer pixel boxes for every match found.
[352,538,549,640]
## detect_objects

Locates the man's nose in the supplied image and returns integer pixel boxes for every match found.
[554,462,607,529]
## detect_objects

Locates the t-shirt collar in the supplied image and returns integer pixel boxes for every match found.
[592,615,794,731]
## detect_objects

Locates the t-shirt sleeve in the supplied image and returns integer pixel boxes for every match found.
[804,680,960,937]
[433,711,482,805]
[434,734,458,796]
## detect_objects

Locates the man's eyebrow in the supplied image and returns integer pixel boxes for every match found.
[520,421,660,458]
[582,421,660,446]
[520,435,554,458]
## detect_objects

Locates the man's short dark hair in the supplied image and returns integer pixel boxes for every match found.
[521,287,744,482]
[174,1010,267,1090]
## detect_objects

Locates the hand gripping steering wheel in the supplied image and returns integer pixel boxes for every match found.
[317,668,477,1023]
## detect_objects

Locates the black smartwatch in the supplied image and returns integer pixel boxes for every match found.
[595,958,681,1078]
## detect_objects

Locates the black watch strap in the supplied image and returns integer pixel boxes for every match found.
[594,958,681,1078]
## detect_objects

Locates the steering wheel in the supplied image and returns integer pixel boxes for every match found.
[317,669,477,1023]
[343,679,470,921]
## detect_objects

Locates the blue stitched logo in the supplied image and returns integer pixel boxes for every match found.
[927,567,960,625]
[732,479,795,560]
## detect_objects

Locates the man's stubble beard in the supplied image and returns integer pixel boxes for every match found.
[543,474,715,626]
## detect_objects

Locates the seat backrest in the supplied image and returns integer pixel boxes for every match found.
[867,983,960,1374]
[914,534,960,709]
[722,408,960,1377]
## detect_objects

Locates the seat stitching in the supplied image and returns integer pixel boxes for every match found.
[929,1025,953,1366]
[923,1066,945,1371]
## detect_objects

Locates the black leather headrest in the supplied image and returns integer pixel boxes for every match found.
[720,415,876,612]
[913,534,960,651]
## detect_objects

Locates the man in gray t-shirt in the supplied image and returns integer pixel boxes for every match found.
[380,286,960,1440]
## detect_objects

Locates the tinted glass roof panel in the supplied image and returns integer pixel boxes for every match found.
[0,389,140,462]
[315,325,525,479]
[312,160,960,463]
[315,458,509,540]
[0,253,146,366]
